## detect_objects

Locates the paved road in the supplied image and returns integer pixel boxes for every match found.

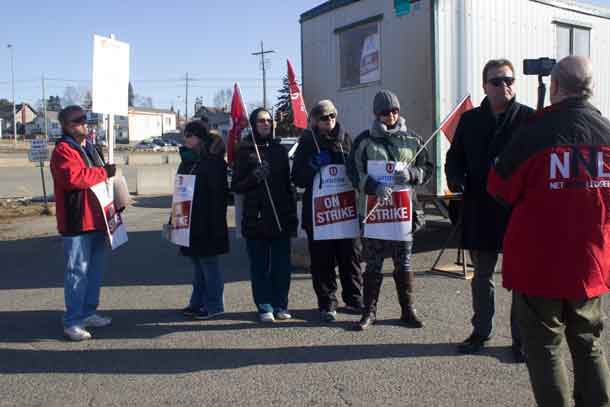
[0,165,138,198]
[1,197,607,406]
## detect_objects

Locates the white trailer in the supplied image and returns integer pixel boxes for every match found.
[300,0,610,196]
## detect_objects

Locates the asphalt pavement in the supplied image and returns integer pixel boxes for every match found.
[1,195,604,406]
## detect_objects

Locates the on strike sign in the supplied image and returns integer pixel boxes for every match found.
[363,160,413,241]
[169,174,196,247]
[312,164,359,240]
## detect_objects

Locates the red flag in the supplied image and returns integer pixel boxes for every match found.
[440,95,473,143]
[287,59,308,129]
[228,83,249,164]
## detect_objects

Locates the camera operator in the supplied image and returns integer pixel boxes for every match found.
[445,59,534,360]
[488,56,610,407]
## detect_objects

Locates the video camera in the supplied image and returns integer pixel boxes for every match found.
[523,57,557,110]
[523,58,556,77]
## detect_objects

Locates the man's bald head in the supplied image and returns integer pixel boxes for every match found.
[550,56,593,103]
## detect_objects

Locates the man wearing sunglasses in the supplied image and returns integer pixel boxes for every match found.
[50,105,116,341]
[445,59,534,360]
[292,99,363,322]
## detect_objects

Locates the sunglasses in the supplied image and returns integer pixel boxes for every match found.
[380,108,399,117]
[319,113,336,122]
[488,76,515,87]
[70,115,87,125]
[257,118,272,124]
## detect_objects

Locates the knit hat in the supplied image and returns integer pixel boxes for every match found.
[310,99,337,120]
[373,90,400,116]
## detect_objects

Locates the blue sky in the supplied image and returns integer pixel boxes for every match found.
[0,0,609,114]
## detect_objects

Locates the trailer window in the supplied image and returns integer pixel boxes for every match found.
[339,21,381,88]
[556,23,590,59]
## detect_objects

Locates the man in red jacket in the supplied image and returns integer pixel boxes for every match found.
[50,105,116,341]
[488,56,610,407]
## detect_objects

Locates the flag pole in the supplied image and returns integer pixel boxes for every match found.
[250,132,283,233]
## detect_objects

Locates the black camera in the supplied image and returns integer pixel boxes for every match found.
[523,58,556,76]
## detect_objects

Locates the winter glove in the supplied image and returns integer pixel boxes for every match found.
[375,184,393,203]
[447,176,465,193]
[103,164,117,178]
[252,161,270,183]
[393,169,410,186]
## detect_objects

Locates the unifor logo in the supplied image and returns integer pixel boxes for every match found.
[329,166,338,176]
[386,163,395,174]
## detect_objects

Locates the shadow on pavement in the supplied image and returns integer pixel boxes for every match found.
[0,230,311,290]
[0,340,516,374]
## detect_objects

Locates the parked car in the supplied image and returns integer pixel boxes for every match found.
[134,141,161,152]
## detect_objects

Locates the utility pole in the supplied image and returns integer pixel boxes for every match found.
[251,41,275,109]
[41,74,48,140]
[7,44,16,144]
[185,72,189,121]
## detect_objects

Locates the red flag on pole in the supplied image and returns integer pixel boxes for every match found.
[440,95,473,143]
[287,59,308,129]
[228,83,249,165]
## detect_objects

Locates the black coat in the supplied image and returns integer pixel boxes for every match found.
[177,142,230,257]
[291,124,351,233]
[231,137,298,240]
[445,97,535,251]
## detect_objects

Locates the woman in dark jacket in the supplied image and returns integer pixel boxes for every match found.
[291,99,363,322]
[231,108,298,323]
[178,121,229,320]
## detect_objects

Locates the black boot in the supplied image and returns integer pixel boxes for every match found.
[394,271,424,328]
[355,272,383,331]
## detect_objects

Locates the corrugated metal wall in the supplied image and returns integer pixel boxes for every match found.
[436,0,610,194]
[301,0,434,137]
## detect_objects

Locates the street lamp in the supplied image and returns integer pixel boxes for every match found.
[7,44,16,144]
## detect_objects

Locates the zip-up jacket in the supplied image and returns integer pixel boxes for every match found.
[488,97,610,299]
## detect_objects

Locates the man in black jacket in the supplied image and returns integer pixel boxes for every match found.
[445,59,534,359]
[292,100,363,322]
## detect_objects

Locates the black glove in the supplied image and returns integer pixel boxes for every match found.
[252,161,270,183]
[448,181,465,193]
[104,164,117,178]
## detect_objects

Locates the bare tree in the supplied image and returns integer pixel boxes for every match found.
[213,88,233,109]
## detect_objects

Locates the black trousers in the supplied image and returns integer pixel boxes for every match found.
[306,230,363,312]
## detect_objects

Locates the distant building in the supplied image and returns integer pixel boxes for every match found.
[127,107,177,143]
[193,106,230,144]
[25,111,62,138]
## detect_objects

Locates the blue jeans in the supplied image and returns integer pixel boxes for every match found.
[188,256,224,314]
[62,231,108,328]
[245,239,292,314]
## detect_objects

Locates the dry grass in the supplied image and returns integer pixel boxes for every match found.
[0,199,55,220]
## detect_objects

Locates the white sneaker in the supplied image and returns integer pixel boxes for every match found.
[275,310,292,320]
[259,312,275,323]
[82,314,112,328]
[64,326,92,341]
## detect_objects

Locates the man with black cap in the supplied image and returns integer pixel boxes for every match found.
[347,90,433,330]
[50,105,116,341]
[292,99,363,322]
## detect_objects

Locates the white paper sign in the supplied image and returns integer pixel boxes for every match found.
[363,160,413,241]
[312,164,359,240]
[92,34,130,117]
[169,174,196,247]
[90,179,128,250]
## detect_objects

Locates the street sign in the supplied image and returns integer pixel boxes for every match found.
[29,139,49,162]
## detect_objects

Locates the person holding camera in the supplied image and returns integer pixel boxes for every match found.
[291,100,363,322]
[50,105,116,341]
[488,56,610,407]
[231,108,298,323]
[445,59,534,359]
[347,90,433,331]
